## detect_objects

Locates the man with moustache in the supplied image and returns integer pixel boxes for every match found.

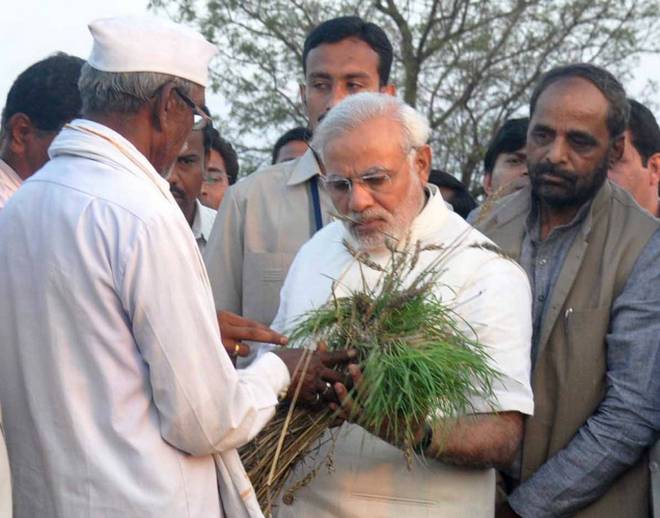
[477,64,660,517]
[204,16,396,365]
[168,123,217,252]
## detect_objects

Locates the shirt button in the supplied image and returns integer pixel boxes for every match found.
[539,258,547,265]
[538,294,546,302]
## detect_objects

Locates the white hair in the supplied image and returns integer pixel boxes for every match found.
[78,63,195,115]
[311,92,431,160]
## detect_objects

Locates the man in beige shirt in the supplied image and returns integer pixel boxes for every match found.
[204,16,396,364]
[0,53,83,211]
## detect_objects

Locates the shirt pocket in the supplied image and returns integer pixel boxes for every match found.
[243,252,295,325]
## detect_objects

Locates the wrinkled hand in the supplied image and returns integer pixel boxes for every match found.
[331,365,425,446]
[217,310,288,361]
[275,346,357,406]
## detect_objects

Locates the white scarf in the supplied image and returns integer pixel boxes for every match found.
[50,119,265,518]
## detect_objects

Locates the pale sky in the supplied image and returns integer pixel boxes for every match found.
[1,0,659,119]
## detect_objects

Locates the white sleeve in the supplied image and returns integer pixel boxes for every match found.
[120,209,290,456]
[451,254,534,416]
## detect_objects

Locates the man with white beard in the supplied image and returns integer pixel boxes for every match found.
[270,92,535,517]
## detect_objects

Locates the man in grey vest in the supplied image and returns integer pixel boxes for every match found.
[478,64,660,517]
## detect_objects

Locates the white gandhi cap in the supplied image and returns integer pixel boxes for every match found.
[87,15,217,87]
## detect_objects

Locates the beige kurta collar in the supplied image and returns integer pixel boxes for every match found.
[286,148,321,186]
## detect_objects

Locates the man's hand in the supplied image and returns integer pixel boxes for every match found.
[330,364,363,419]
[330,365,426,445]
[275,347,357,406]
[216,310,288,360]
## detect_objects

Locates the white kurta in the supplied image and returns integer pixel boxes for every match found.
[270,186,534,517]
[0,157,22,211]
[0,119,289,518]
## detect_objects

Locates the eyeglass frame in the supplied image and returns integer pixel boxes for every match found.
[173,88,212,130]
[312,146,417,198]
[203,170,229,184]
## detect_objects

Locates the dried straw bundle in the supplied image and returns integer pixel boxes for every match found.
[239,236,501,514]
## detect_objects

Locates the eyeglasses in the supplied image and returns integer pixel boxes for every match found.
[203,171,229,184]
[315,145,417,198]
[322,170,394,197]
[174,88,212,130]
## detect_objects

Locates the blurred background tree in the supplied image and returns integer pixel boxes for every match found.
[150,0,660,192]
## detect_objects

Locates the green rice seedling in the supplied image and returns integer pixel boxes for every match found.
[240,235,502,514]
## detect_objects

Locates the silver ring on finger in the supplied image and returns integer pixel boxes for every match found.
[322,381,333,398]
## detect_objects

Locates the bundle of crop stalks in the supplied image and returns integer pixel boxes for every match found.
[239,236,501,515]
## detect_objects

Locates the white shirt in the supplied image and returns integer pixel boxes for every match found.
[271,186,533,517]
[0,119,288,518]
[0,158,22,211]
[192,199,216,252]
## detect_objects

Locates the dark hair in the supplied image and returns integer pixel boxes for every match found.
[302,16,393,86]
[207,127,239,185]
[529,63,628,139]
[428,169,477,219]
[272,126,312,164]
[201,105,214,153]
[483,117,528,174]
[2,52,84,133]
[627,99,660,166]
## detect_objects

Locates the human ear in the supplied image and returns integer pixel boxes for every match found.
[609,135,625,166]
[647,153,660,188]
[152,82,178,132]
[6,113,32,153]
[483,173,493,196]
[414,145,432,183]
[380,84,397,97]
[299,82,310,120]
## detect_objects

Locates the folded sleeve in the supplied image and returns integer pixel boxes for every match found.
[451,252,534,416]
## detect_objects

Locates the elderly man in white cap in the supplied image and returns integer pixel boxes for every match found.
[270,92,534,517]
[0,16,352,518]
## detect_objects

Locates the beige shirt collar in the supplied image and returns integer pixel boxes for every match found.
[286,148,322,186]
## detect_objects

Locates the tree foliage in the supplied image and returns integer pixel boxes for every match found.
[150,0,660,189]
